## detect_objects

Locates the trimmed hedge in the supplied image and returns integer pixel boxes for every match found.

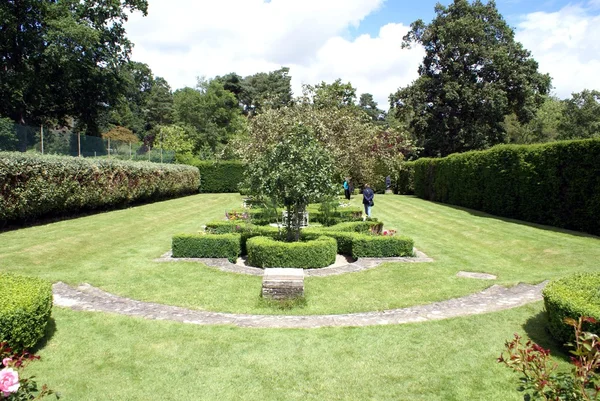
[302,230,359,255]
[409,139,600,236]
[543,273,600,345]
[352,235,414,259]
[247,235,337,269]
[0,273,52,352]
[204,221,280,254]
[189,160,244,193]
[172,233,241,262]
[0,152,200,224]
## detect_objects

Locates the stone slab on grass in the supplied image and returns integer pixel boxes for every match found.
[457,271,497,280]
[262,268,304,300]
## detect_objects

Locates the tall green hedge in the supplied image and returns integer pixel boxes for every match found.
[0,152,200,224]
[409,139,600,236]
[189,160,244,193]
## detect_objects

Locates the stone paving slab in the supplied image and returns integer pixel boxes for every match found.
[52,280,548,329]
[457,271,498,280]
[154,249,433,277]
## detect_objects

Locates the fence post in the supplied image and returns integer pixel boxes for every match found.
[107,137,111,159]
[77,132,81,157]
[129,142,132,159]
[40,125,44,155]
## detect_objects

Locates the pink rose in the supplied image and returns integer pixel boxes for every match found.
[1,359,10,367]
[0,368,20,397]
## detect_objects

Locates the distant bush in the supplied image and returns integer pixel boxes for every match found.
[247,235,337,269]
[543,273,600,345]
[172,233,241,262]
[0,152,199,225]
[188,160,244,193]
[410,139,600,235]
[0,273,52,352]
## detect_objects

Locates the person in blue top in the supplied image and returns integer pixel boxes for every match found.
[343,177,350,200]
[362,183,374,218]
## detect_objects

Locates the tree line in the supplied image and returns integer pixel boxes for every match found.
[1,0,598,160]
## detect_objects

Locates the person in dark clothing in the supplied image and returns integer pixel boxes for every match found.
[343,178,350,200]
[362,184,374,218]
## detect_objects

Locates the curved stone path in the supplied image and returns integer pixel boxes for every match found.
[52,280,548,329]
[153,250,434,277]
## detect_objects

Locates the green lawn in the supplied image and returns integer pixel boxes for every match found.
[2,193,597,399]
[1,193,599,315]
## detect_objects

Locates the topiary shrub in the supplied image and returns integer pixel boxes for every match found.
[0,273,52,352]
[172,233,241,262]
[246,236,337,269]
[352,235,414,259]
[543,273,600,345]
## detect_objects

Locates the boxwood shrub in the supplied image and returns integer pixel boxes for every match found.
[322,220,383,233]
[352,235,414,259]
[543,273,600,345]
[0,152,200,225]
[0,273,52,352]
[172,233,241,262]
[247,235,337,269]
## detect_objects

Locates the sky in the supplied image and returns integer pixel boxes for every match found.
[124,0,600,109]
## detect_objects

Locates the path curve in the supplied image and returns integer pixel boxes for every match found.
[52,280,548,329]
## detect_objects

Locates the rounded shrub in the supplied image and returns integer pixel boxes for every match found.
[172,233,241,262]
[0,273,53,351]
[247,236,337,269]
[543,273,600,345]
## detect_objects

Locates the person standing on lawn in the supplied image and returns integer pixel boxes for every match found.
[343,177,350,200]
[362,184,374,218]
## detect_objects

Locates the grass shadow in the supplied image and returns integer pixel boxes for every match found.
[521,310,571,363]
[433,201,599,240]
[31,317,57,353]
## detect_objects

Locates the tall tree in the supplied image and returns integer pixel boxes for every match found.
[359,93,385,122]
[0,0,148,134]
[307,79,357,109]
[173,79,246,157]
[239,67,293,115]
[391,0,550,157]
[557,90,600,140]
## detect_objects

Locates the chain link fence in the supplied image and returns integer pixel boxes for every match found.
[0,123,175,163]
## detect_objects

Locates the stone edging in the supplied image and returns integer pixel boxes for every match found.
[52,280,548,329]
[153,250,434,277]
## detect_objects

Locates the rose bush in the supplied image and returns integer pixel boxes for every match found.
[0,343,55,399]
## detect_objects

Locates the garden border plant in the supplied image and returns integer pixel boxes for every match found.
[0,273,53,352]
[543,273,600,345]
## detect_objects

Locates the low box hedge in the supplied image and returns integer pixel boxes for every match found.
[323,220,383,233]
[0,273,53,352]
[543,273,600,345]
[352,235,414,259]
[246,235,337,269]
[172,233,241,262]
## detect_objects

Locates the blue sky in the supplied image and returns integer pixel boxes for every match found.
[354,0,576,36]
[125,0,600,107]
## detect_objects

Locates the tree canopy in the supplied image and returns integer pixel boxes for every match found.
[391,0,551,157]
[0,0,148,134]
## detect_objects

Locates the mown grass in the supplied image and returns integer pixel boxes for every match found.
[25,303,571,401]
[1,193,600,315]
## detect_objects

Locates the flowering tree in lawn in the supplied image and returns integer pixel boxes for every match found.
[242,123,336,242]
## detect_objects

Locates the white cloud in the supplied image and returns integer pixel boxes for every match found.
[124,0,422,109]
[515,2,600,98]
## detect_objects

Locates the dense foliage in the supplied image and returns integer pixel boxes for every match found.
[0,152,200,225]
[408,139,600,236]
[0,274,52,352]
[172,233,241,263]
[543,274,600,345]
[247,235,337,269]
[242,124,337,241]
[188,160,245,193]
[392,0,550,157]
[0,0,148,135]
